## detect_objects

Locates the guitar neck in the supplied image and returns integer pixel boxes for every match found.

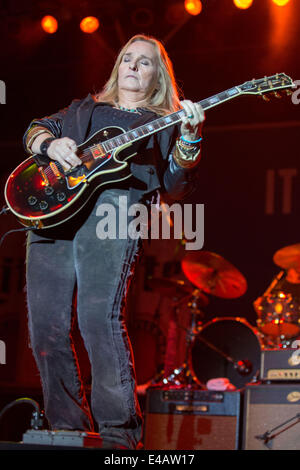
[91,73,294,155]
[100,86,242,154]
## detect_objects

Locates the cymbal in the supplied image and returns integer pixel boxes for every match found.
[181,251,247,299]
[147,277,194,297]
[273,243,300,270]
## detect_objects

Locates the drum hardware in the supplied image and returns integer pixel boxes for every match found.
[194,333,253,377]
[273,243,300,271]
[152,252,250,388]
[159,288,209,389]
[189,317,262,389]
[181,251,248,299]
[146,276,209,385]
[254,243,300,341]
[146,276,195,300]
[147,252,252,389]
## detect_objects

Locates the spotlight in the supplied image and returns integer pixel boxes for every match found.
[184,0,202,16]
[41,15,58,34]
[233,0,253,9]
[80,16,99,34]
[272,0,291,5]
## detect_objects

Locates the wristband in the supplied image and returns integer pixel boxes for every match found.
[180,135,203,145]
[40,137,56,156]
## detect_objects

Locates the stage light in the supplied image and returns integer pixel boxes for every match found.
[272,0,291,6]
[184,0,202,16]
[233,0,253,9]
[80,16,99,34]
[41,15,58,34]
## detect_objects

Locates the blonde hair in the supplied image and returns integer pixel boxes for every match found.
[95,34,182,116]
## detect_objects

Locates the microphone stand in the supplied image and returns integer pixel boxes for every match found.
[255,413,300,449]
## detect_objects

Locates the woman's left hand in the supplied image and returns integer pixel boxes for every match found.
[180,100,205,142]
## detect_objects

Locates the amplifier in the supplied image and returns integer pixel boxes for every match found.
[243,383,300,450]
[144,387,242,450]
[260,348,300,381]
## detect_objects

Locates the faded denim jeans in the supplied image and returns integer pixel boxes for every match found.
[26,188,143,449]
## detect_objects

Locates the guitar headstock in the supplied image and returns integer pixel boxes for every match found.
[239,73,296,100]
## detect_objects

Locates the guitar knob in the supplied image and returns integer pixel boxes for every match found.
[45,186,54,196]
[56,192,66,202]
[28,196,38,206]
[39,200,48,210]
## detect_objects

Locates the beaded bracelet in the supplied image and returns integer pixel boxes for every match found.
[177,138,199,154]
[180,135,203,145]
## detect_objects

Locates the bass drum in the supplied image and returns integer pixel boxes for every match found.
[190,317,262,390]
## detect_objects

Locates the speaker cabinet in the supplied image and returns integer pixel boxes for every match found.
[144,388,242,450]
[243,383,300,450]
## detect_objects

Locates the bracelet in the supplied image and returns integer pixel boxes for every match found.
[40,137,56,156]
[173,140,201,168]
[26,130,50,153]
[177,138,199,154]
[26,127,54,153]
[180,135,203,145]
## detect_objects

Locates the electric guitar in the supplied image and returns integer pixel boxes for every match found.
[4,73,294,229]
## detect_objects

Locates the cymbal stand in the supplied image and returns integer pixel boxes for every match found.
[161,290,205,389]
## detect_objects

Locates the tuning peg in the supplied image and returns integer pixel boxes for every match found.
[273,91,282,99]
[285,89,293,96]
[261,93,270,101]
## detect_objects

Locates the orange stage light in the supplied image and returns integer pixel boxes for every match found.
[184,0,202,16]
[272,0,291,5]
[233,0,253,9]
[80,16,99,34]
[41,15,58,34]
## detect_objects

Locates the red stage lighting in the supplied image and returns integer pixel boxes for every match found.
[184,0,202,16]
[272,0,291,5]
[233,0,253,9]
[80,16,99,34]
[41,15,58,34]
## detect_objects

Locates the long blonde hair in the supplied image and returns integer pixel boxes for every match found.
[96,34,182,116]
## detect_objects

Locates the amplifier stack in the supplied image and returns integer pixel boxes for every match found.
[144,345,300,450]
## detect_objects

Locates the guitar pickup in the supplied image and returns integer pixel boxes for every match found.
[50,161,63,179]
[38,166,49,186]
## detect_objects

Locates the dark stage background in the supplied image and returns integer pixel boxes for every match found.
[0,0,299,438]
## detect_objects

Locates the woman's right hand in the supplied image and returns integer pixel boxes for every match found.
[47,137,82,171]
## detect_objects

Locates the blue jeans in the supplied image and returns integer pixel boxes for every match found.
[26,189,143,449]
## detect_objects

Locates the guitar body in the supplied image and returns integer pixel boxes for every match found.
[4,126,136,228]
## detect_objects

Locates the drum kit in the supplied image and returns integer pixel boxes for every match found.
[147,244,300,390]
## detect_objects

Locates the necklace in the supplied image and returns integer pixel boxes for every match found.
[118,105,140,114]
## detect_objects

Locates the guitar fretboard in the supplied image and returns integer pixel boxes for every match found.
[100,86,241,154]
